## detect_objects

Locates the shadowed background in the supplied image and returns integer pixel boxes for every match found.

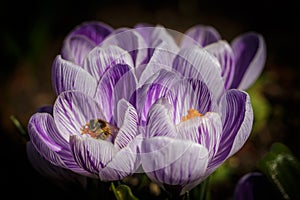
[1,0,299,199]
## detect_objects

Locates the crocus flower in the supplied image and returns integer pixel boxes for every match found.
[27,21,265,199]
[138,46,253,196]
[28,90,140,181]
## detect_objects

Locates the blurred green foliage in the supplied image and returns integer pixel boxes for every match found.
[258,142,300,200]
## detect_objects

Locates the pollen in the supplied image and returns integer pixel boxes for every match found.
[181,109,203,122]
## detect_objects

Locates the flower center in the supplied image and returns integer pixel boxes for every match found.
[181,109,203,122]
[80,119,118,140]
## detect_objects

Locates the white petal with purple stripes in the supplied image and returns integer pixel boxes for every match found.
[53,91,106,141]
[52,55,97,96]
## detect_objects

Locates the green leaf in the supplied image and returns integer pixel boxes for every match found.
[10,115,29,140]
[111,182,139,200]
[257,142,300,200]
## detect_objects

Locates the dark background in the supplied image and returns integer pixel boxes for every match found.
[1,0,299,199]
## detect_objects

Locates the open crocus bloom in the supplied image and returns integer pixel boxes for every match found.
[139,47,253,195]
[28,90,140,180]
[27,21,265,196]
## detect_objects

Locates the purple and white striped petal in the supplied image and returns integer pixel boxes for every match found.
[139,41,178,85]
[113,99,138,150]
[61,21,113,65]
[180,25,221,48]
[82,45,134,82]
[70,136,117,175]
[61,35,96,66]
[52,55,97,96]
[167,78,216,124]
[230,32,266,90]
[134,24,179,50]
[205,40,235,90]
[148,25,179,50]
[208,89,253,173]
[69,21,113,44]
[100,28,148,67]
[134,23,153,45]
[95,64,137,121]
[26,142,89,186]
[145,98,176,138]
[36,105,53,115]
[53,91,106,141]
[177,112,222,161]
[28,113,66,152]
[137,70,181,123]
[99,135,142,180]
[28,113,89,175]
[172,46,225,101]
[141,137,209,195]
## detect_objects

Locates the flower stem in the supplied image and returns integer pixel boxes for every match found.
[199,176,211,200]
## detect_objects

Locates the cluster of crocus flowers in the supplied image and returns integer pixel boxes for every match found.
[27,21,266,197]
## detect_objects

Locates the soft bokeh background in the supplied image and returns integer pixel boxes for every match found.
[1,0,299,199]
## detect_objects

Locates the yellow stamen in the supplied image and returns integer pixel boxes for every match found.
[181,109,203,122]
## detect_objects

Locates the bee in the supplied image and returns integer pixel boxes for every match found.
[81,119,118,140]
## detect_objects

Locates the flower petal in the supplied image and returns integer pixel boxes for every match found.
[230,32,266,90]
[100,28,148,67]
[95,64,137,121]
[82,45,134,82]
[53,91,105,141]
[177,112,222,161]
[36,105,53,115]
[167,78,216,124]
[139,41,178,85]
[141,136,209,194]
[70,136,117,175]
[99,135,142,180]
[148,25,179,50]
[208,89,253,173]
[172,46,225,101]
[205,40,235,90]
[61,21,113,65]
[28,112,92,176]
[181,25,221,48]
[145,98,176,138]
[69,21,113,44]
[134,23,153,45]
[28,112,66,152]
[52,55,97,96]
[26,142,88,188]
[137,69,181,123]
[61,35,96,65]
[233,172,262,200]
[113,99,138,150]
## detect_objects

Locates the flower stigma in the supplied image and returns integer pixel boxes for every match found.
[181,109,203,122]
[80,119,118,140]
